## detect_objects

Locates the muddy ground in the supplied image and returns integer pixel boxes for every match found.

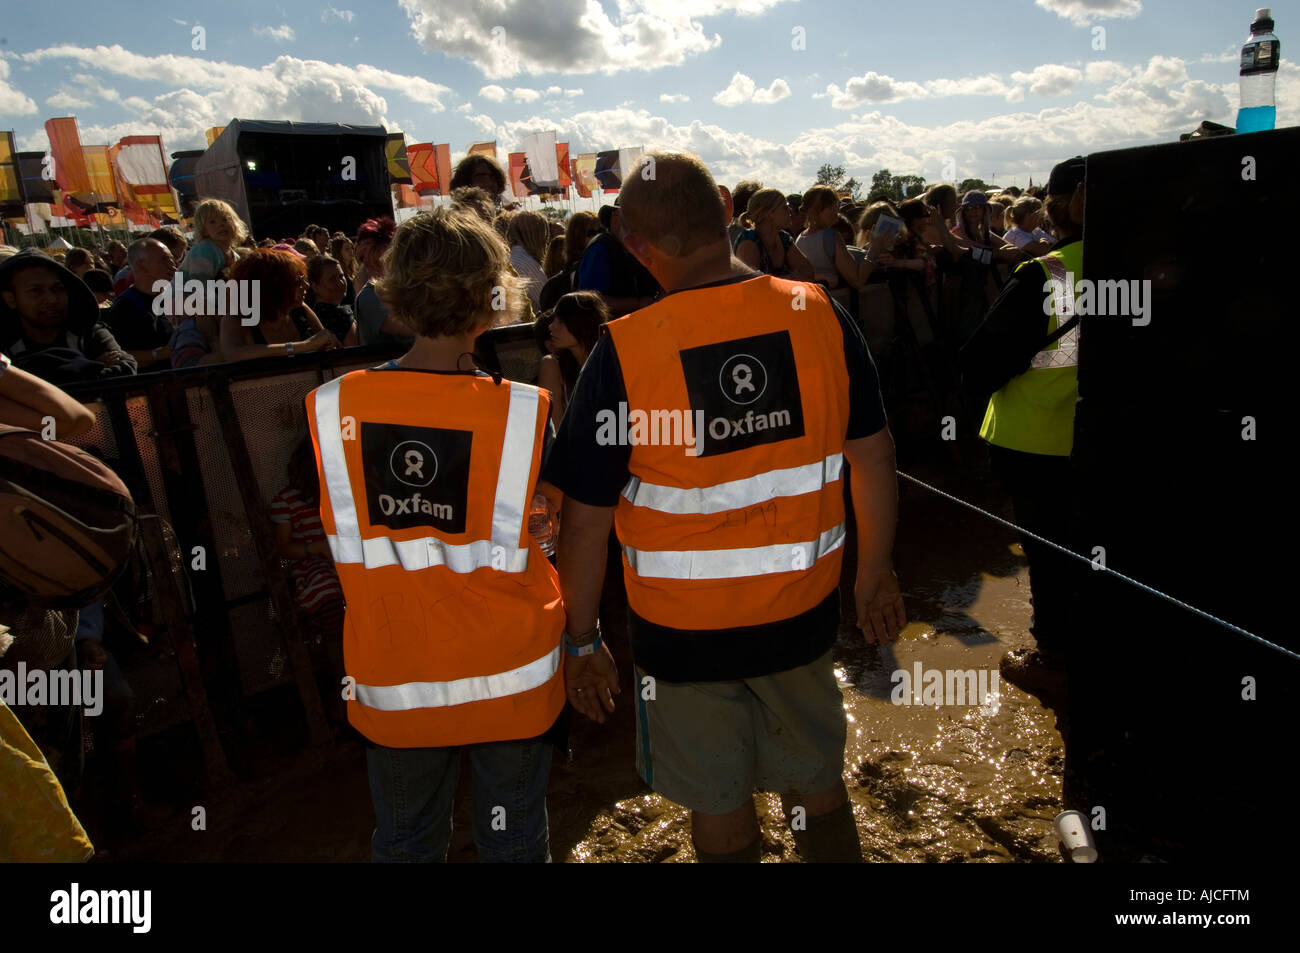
[104,463,1065,863]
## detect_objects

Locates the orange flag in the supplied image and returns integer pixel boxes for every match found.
[433,144,452,196]
[406,143,438,193]
[468,141,497,160]
[44,118,93,194]
[556,143,571,189]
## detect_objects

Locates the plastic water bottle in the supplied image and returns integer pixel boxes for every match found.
[1236,8,1280,133]
[528,493,557,557]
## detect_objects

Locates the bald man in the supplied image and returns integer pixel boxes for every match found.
[546,151,904,863]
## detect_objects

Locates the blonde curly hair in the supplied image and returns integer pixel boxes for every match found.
[376,207,525,338]
[192,199,248,245]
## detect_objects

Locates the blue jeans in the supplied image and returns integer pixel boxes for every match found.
[366,738,553,863]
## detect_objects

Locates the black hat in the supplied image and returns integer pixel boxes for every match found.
[1047,156,1086,196]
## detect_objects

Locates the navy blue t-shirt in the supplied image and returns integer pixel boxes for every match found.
[543,272,888,681]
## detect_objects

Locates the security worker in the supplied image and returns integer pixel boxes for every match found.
[545,151,905,863]
[969,156,1086,709]
[306,207,564,862]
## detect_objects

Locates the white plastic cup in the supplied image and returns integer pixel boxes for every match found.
[1054,810,1098,863]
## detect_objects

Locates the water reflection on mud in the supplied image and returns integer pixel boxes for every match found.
[567,484,1066,863]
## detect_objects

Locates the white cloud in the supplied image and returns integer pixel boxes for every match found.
[659,93,690,103]
[822,72,928,108]
[322,6,355,23]
[254,24,296,42]
[467,113,497,136]
[0,59,38,116]
[16,46,458,150]
[1009,64,1083,98]
[397,0,795,78]
[512,87,541,102]
[456,102,474,113]
[1035,0,1142,27]
[1084,60,1130,84]
[713,73,791,106]
[46,91,93,110]
[479,84,507,102]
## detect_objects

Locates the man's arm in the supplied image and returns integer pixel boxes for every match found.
[844,429,905,645]
[0,356,96,437]
[85,323,137,376]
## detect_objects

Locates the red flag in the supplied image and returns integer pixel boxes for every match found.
[44,118,93,194]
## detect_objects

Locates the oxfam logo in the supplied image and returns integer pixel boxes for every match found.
[719,354,767,406]
[390,440,437,487]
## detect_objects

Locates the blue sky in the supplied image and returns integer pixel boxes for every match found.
[1,0,1293,193]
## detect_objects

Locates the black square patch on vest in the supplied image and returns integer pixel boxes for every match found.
[360,422,473,534]
[678,330,805,457]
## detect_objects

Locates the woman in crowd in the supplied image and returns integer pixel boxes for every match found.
[507,210,551,311]
[220,249,339,362]
[179,199,246,281]
[329,234,358,306]
[989,194,1014,238]
[306,255,358,346]
[951,191,1022,263]
[733,188,814,280]
[352,217,411,347]
[794,184,878,290]
[538,210,599,311]
[293,238,320,259]
[1002,197,1055,256]
[543,235,566,278]
[535,291,609,428]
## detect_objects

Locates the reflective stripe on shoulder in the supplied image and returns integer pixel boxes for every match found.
[492,382,540,551]
[621,453,844,515]
[1031,255,1080,370]
[623,522,846,580]
[313,376,359,538]
[355,646,561,711]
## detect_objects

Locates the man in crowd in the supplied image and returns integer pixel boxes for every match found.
[964,156,1085,707]
[547,150,905,863]
[0,249,135,383]
[576,199,659,317]
[105,238,177,371]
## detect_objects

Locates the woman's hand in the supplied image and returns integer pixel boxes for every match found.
[301,329,340,353]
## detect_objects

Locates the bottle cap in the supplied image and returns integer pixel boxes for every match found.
[1252,8,1274,32]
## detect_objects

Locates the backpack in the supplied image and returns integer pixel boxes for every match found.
[0,425,137,609]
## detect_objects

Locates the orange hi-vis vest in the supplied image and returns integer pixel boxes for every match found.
[606,274,852,632]
[306,368,564,749]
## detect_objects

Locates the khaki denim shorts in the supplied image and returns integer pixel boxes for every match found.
[633,649,847,814]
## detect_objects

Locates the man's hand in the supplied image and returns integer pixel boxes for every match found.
[95,350,126,366]
[856,568,906,645]
[565,643,619,723]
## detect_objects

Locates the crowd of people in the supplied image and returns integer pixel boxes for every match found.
[1,148,1103,864]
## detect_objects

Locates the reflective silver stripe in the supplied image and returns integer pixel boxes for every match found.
[355,646,561,711]
[327,535,530,573]
[1032,255,1080,370]
[313,376,540,574]
[623,523,846,580]
[621,453,844,515]
[492,383,540,549]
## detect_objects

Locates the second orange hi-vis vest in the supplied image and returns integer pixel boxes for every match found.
[306,369,564,748]
[606,275,852,632]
